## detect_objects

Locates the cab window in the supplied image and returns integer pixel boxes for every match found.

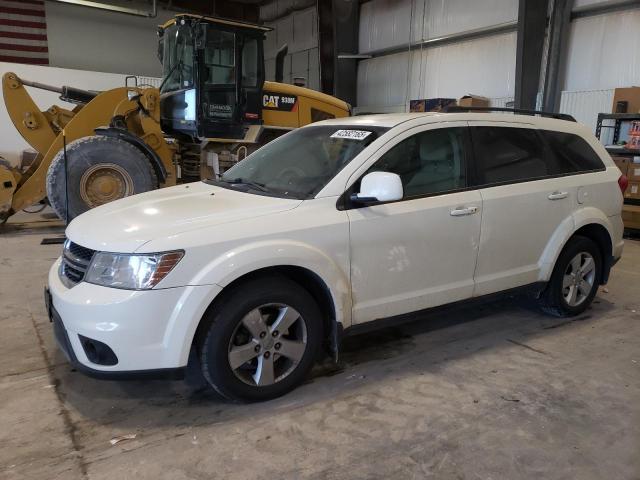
[204,29,235,85]
[241,38,258,87]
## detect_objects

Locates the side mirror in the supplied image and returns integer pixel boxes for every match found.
[350,171,403,205]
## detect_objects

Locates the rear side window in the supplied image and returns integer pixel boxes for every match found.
[540,130,605,173]
[471,127,548,185]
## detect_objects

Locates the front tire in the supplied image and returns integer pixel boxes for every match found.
[46,135,157,221]
[197,277,323,402]
[539,235,602,317]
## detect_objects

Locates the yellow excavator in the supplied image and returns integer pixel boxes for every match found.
[0,14,349,222]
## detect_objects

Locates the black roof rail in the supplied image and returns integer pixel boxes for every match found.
[443,105,577,122]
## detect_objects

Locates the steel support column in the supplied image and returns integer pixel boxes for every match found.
[514,0,548,109]
[332,0,359,106]
[317,0,335,96]
[542,0,573,112]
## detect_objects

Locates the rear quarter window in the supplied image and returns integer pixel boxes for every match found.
[541,130,605,173]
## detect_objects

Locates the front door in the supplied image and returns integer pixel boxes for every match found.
[347,124,482,324]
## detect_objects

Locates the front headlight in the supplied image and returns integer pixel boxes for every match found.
[84,251,184,290]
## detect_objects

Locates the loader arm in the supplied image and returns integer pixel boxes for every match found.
[1,77,175,220]
[3,73,59,158]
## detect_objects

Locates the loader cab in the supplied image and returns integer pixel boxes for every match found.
[158,15,270,140]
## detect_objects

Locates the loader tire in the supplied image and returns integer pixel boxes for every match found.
[46,135,157,221]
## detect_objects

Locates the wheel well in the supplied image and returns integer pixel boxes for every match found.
[572,223,612,282]
[193,266,337,355]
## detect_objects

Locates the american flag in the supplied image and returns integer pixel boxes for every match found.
[0,0,48,65]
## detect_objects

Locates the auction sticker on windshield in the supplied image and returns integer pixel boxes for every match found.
[330,130,372,141]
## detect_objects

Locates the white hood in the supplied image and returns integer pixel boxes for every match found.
[65,182,302,252]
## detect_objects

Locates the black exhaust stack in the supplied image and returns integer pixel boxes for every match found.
[275,44,288,83]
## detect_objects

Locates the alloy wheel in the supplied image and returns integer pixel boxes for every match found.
[227,303,308,387]
[562,251,596,307]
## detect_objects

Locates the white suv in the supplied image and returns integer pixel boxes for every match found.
[46,112,625,401]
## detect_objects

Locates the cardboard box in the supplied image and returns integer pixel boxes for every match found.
[624,182,640,199]
[628,163,640,181]
[458,94,490,108]
[409,98,456,113]
[622,204,640,230]
[612,155,629,176]
[611,87,640,114]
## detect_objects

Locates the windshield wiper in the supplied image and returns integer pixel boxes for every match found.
[225,178,270,193]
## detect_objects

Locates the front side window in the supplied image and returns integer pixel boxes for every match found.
[471,126,548,185]
[366,127,467,198]
[215,126,387,199]
[204,29,235,86]
[541,130,605,173]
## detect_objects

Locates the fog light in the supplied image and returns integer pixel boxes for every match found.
[78,335,118,366]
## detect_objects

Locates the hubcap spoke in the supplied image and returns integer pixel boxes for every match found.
[271,306,300,334]
[277,338,306,362]
[580,257,595,277]
[570,254,582,273]
[242,309,267,340]
[562,274,573,289]
[578,279,592,296]
[253,354,275,386]
[567,285,578,305]
[228,342,260,370]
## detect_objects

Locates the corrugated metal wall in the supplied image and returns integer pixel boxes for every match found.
[559,89,615,133]
[564,8,640,91]
[256,0,639,134]
[359,0,518,53]
[260,2,320,90]
[355,0,640,136]
[356,0,518,113]
[356,32,517,112]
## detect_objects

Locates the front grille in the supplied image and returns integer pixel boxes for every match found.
[60,241,96,286]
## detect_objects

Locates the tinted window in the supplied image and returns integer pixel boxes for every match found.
[541,130,605,173]
[367,128,467,198]
[472,127,548,185]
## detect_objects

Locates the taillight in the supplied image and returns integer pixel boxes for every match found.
[618,174,629,194]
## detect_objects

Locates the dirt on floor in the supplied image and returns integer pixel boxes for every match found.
[1,210,639,479]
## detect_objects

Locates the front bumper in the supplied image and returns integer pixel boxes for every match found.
[47,257,221,377]
[46,287,185,380]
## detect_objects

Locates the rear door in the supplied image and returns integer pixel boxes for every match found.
[469,122,576,296]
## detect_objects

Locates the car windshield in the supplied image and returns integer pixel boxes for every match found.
[212,125,387,199]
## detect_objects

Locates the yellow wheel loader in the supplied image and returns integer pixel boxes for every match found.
[0,15,349,222]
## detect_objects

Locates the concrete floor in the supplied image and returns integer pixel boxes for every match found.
[1,211,639,479]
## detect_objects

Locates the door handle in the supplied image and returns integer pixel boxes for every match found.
[548,191,569,200]
[450,206,478,217]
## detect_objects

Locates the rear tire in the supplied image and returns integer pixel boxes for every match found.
[197,276,323,402]
[46,135,157,221]
[539,235,601,317]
